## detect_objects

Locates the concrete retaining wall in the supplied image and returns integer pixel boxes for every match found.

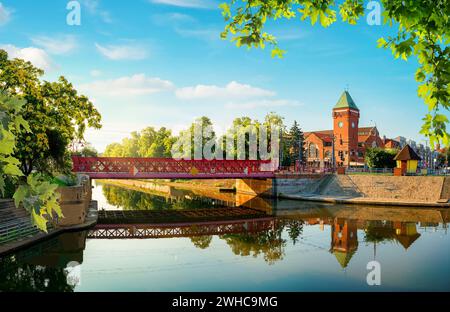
[236,175,323,197]
[343,175,446,202]
[56,175,92,227]
[236,174,449,204]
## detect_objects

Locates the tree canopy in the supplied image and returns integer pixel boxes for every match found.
[220,0,449,148]
[365,147,397,168]
[0,49,102,175]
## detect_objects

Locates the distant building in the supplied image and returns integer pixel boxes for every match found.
[383,137,401,149]
[304,91,384,167]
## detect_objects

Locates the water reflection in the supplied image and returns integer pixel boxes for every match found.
[1,182,449,291]
[0,232,86,292]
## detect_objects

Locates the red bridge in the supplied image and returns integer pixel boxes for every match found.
[72,156,276,179]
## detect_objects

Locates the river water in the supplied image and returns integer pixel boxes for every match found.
[1,181,449,292]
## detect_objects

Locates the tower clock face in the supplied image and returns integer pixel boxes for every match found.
[352,122,356,128]
[338,121,344,128]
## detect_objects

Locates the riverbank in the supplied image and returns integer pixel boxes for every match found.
[0,200,98,257]
[242,175,450,208]
[98,175,450,208]
[279,194,450,208]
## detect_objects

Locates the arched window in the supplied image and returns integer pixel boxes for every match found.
[309,143,318,158]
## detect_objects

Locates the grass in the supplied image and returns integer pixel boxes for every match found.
[347,172,393,176]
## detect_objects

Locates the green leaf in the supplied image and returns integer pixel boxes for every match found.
[2,163,23,176]
[13,185,28,208]
[32,209,48,233]
[271,47,286,58]
[0,176,5,196]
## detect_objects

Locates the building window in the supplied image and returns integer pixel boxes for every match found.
[308,143,318,158]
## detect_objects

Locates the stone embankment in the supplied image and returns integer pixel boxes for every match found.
[278,174,450,208]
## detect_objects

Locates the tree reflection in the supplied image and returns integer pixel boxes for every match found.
[220,220,304,265]
[364,221,397,244]
[190,235,213,249]
[0,258,74,292]
[102,184,216,210]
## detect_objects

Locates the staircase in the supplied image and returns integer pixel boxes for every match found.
[320,175,362,198]
[0,200,40,246]
[312,174,335,195]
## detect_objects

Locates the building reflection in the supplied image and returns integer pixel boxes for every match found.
[301,216,439,268]
[330,219,359,268]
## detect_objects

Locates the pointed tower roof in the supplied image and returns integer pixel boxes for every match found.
[394,144,422,161]
[395,233,421,250]
[333,250,356,268]
[334,91,359,110]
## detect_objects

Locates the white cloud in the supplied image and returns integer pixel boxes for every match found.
[31,35,77,55]
[0,2,11,25]
[95,43,148,60]
[175,81,275,100]
[90,69,102,77]
[152,12,196,26]
[174,27,220,41]
[79,74,174,97]
[150,0,216,9]
[82,0,112,23]
[0,44,55,71]
[225,99,303,110]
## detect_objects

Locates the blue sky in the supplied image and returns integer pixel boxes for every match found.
[0,0,434,152]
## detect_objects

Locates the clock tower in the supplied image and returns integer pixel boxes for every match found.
[332,91,360,167]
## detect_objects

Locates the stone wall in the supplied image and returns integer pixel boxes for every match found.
[345,175,445,202]
[236,174,449,203]
[236,175,323,197]
[56,175,92,227]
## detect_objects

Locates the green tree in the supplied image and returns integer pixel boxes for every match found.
[72,144,98,157]
[0,50,102,175]
[174,117,216,159]
[103,127,174,158]
[285,120,305,166]
[220,0,449,147]
[365,147,397,168]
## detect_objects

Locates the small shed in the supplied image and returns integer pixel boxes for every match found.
[394,145,421,175]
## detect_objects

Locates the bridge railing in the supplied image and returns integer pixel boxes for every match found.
[71,156,277,178]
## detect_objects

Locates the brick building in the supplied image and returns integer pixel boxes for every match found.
[304,91,385,167]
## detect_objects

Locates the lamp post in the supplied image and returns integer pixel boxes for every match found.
[298,135,303,172]
[331,135,336,171]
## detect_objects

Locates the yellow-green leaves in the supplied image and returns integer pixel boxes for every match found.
[1,92,28,196]
[271,47,286,58]
[219,2,231,20]
[339,0,364,25]
[13,174,63,232]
